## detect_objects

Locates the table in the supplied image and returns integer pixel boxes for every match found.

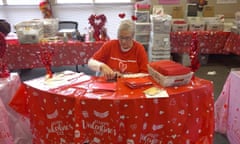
[9,71,214,144]
[3,40,104,70]
[170,31,230,54]
[215,70,240,144]
[0,73,32,144]
[223,32,240,55]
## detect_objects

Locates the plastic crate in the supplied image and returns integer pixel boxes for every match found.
[15,20,44,44]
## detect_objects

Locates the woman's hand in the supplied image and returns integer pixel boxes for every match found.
[100,64,117,80]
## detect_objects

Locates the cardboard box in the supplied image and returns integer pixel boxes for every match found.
[172,6,184,19]
[203,6,215,17]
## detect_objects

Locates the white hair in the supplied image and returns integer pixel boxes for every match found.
[117,19,135,36]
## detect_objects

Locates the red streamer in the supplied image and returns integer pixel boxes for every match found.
[0,32,10,78]
[38,43,54,78]
[189,32,200,72]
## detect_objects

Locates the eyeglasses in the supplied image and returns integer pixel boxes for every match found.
[118,36,132,41]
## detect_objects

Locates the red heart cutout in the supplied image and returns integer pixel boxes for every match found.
[118,13,126,19]
[131,15,138,21]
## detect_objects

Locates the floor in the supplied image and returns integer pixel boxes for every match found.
[17,54,240,144]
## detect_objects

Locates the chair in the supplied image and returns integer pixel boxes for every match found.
[59,21,78,31]
[58,21,80,72]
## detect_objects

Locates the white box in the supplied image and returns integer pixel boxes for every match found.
[151,14,172,34]
[135,11,150,23]
[189,21,205,31]
[172,23,188,32]
[135,23,151,33]
[151,24,171,34]
[206,22,224,31]
[148,65,193,87]
[135,34,150,43]
[149,33,170,47]
[15,20,44,44]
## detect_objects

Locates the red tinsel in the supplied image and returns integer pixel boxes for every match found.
[0,32,10,78]
[189,32,200,72]
[88,14,107,41]
[39,43,54,78]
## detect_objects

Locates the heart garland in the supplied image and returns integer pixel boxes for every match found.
[118,13,138,21]
[88,14,107,41]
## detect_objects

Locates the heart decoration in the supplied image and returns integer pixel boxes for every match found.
[118,13,126,19]
[131,15,138,21]
[88,14,107,41]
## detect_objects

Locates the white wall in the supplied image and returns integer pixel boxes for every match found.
[0,4,134,39]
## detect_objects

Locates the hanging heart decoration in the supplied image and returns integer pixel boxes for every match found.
[131,15,138,21]
[118,13,126,19]
[88,14,107,41]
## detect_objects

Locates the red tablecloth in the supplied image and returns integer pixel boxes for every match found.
[223,32,240,55]
[215,70,240,144]
[3,40,103,70]
[10,71,214,144]
[170,31,230,54]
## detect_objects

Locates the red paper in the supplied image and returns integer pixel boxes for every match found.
[149,60,191,76]
[124,77,153,89]
[91,82,116,92]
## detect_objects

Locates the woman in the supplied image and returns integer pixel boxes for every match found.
[88,19,148,80]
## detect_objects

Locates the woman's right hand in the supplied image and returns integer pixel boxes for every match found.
[100,64,117,80]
